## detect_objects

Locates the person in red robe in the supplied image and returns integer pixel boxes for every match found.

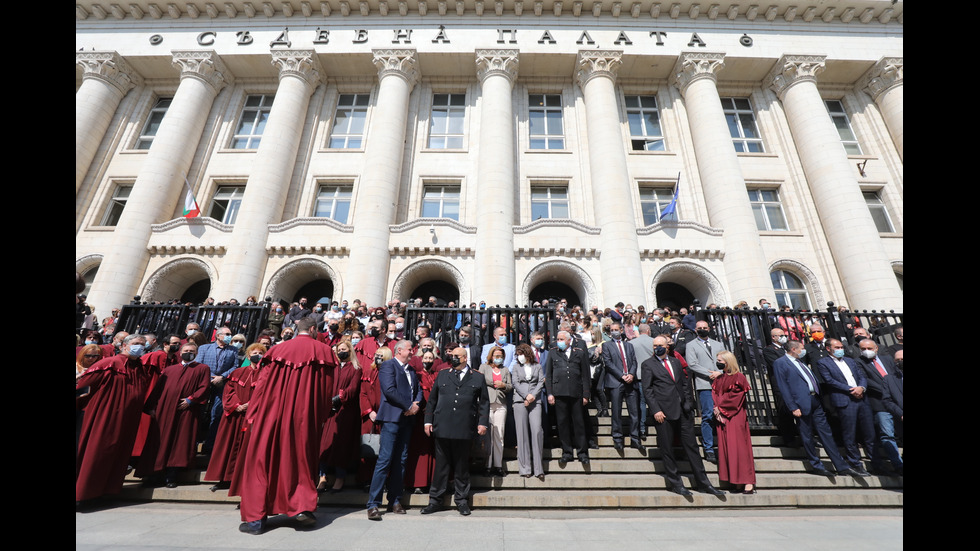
[353,320,397,370]
[403,344,447,491]
[131,334,181,463]
[317,339,362,493]
[76,335,156,505]
[142,342,210,488]
[237,317,338,535]
[357,346,389,487]
[76,329,115,360]
[711,350,756,494]
[205,343,266,491]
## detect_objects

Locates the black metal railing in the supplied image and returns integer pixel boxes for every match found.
[115,301,272,343]
[404,305,559,354]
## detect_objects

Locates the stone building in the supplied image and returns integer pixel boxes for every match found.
[76,0,903,313]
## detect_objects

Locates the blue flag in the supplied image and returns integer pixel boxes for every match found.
[659,175,680,221]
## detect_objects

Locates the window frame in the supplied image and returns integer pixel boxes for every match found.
[328,93,371,149]
[720,97,765,153]
[420,184,461,220]
[230,94,275,150]
[99,183,132,226]
[863,190,895,233]
[427,93,466,150]
[134,97,172,150]
[208,185,246,225]
[771,270,812,310]
[637,186,677,225]
[313,184,354,223]
[530,185,570,220]
[747,188,789,232]
[624,95,666,152]
[528,93,565,150]
[825,99,863,155]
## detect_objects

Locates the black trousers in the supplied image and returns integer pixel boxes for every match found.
[653,413,711,489]
[554,396,587,457]
[429,437,472,506]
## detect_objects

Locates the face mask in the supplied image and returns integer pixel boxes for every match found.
[128,344,145,357]
[654,346,667,357]
[811,331,825,341]
[493,358,504,366]
[329,324,339,333]
[480,304,486,309]
[222,335,232,344]
[777,336,788,345]
[556,341,568,351]
[610,331,622,339]
[85,339,96,345]
[337,351,350,361]
[669,325,678,333]
[715,361,726,369]
[276,308,283,313]
[533,339,544,348]
[895,360,903,370]
[332,306,339,311]
[231,341,243,350]
[186,329,197,336]
[395,323,404,330]
[283,333,293,340]
[421,347,433,354]
[653,315,662,322]
[497,336,507,346]
[351,338,361,346]
[370,328,380,338]
[861,349,876,359]
[577,325,584,332]
[797,348,807,359]
[386,332,396,340]
[314,307,322,313]
[517,355,526,364]
[833,349,846,359]
[167,344,180,353]
[450,356,462,367]
[423,361,434,370]
[249,354,262,364]
[181,351,196,362]
[697,329,710,338]
[374,356,384,364]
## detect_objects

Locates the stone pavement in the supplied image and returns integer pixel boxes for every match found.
[76,502,902,550]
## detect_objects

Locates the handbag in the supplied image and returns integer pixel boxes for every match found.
[360,431,381,459]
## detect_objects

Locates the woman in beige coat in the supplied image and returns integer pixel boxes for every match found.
[483,346,512,477]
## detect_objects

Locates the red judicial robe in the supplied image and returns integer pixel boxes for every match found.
[319,361,362,469]
[131,351,174,458]
[403,358,447,488]
[353,337,396,370]
[146,361,210,472]
[237,334,338,522]
[711,372,756,485]
[205,364,260,483]
[76,354,156,502]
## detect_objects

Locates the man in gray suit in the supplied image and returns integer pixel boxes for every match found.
[631,324,655,439]
[684,320,725,464]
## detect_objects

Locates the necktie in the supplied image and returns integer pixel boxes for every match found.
[617,341,628,376]
[704,340,712,355]
[874,358,887,377]
[663,358,675,381]
[797,359,819,394]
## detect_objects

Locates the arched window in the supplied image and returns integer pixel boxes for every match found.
[770,270,811,310]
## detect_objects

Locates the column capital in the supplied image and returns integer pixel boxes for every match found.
[372,49,419,88]
[271,49,324,88]
[670,52,725,95]
[856,57,903,101]
[575,50,623,88]
[766,54,826,99]
[476,49,519,85]
[171,50,233,93]
[76,51,143,94]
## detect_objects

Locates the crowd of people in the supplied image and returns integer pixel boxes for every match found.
[75,294,903,534]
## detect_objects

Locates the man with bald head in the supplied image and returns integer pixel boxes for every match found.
[543,331,592,465]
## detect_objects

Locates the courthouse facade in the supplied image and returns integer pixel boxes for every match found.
[76,0,904,313]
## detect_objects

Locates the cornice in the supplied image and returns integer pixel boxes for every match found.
[513,218,600,234]
[639,248,724,259]
[76,1,904,25]
[390,246,475,256]
[151,216,231,232]
[389,217,477,233]
[635,219,723,236]
[267,245,350,254]
[270,216,354,232]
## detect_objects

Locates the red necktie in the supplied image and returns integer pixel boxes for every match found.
[874,358,887,377]
[663,358,675,381]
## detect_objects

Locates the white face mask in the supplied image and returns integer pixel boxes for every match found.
[517,355,526,365]
[861,349,877,359]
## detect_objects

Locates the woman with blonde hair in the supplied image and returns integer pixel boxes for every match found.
[711,350,756,494]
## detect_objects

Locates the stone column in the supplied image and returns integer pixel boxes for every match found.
[215,50,323,301]
[858,57,903,162]
[768,55,902,310]
[575,51,647,307]
[345,50,419,306]
[76,51,142,193]
[87,51,231,312]
[473,50,519,306]
[670,52,774,305]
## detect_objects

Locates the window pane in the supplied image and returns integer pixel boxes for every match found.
[546,109,563,134]
[529,111,545,136]
[551,202,569,218]
[333,201,350,224]
[421,201,441,218]
[752,205,767,231]
[627,112,644,136]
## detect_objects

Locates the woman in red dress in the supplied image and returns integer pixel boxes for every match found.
[404,341,446,492]
[318,340,361,493]
[712,350,756,494]
[357,346,390,487]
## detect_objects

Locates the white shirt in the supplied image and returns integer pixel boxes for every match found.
[833,357,857,387]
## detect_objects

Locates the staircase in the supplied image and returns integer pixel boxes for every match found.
[121,413,903,509]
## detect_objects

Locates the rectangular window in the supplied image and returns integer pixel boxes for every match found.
[135,98,171,150]
[864,191,895,233]
[530,186,569,219]
[231,95,274,149]
[825,100,863,155]
[721,97,764,153]
[314,185,353,223]
[329,94,370,149]
[748,189,788,231]
[528,94,564,150]
[209,185,245,224]
[639,187,676,225]
[428,94,465,149]
[421,185,461,220]
[100,185,131,226]
[625,95,665,151]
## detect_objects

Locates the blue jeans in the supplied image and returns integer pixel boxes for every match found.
[697,389,715,454]
[874,411,903,469]
[366,419,413,509]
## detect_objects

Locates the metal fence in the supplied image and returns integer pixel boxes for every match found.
[114,301,273,343]
[404,305,560,353]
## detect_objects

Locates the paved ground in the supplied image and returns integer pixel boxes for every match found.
[77,502,902,550]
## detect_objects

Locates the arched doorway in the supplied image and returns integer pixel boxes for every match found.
[294,279,335,305]
[264,258,343,307]
[521,260,597,309]
[409,280,459,306]
[181,278,212,304]
[529,281,581,308]
[650,261,726,308]
[390,259,469,306]
[141,257,216,304]
[655,282,695,312]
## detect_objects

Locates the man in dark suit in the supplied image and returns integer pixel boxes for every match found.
[601,323,643,453]
[420,347,489,516]
[855,338,903,475]
[762,327,797,447]
[772,341,854,477]
[455,325,484,372]
[366,340,423,520]
[665,317,695,358]
[544,331,592,465]
[641,336,723,497]
[815,339,874,476]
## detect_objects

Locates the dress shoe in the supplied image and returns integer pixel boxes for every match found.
[420,503,442,515]
[294,511,317,526]
[613,442,625,452]
[457,502,471,516]
[367,507,382,521]
[809,467,834,476]
[742,487,757,495]
[388,502,406,514]
[668,485,692,497]
[165,482,178,489]
[588,440,600,450]
[560,454,573,463]
[536,474,546,481]
[630,441,646,453]
[850,467,871,477]
[239,520,265,535]
[579,455,591,465]
[698,484,725,496]
[704,451,718,464]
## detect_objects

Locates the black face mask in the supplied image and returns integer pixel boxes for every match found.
[250,354,262,364]
[374,356,384,365]
[697,329,710,338]
[423,361,434,371]
[654,346,667,357]
[181,352,196,362]
[329,324,339,333]
[370,328,380,338]
[421,347,433,354]
[337,350,350,361]
[715,361,727,369]
[450,356,462,367]
[167,344,180,354]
